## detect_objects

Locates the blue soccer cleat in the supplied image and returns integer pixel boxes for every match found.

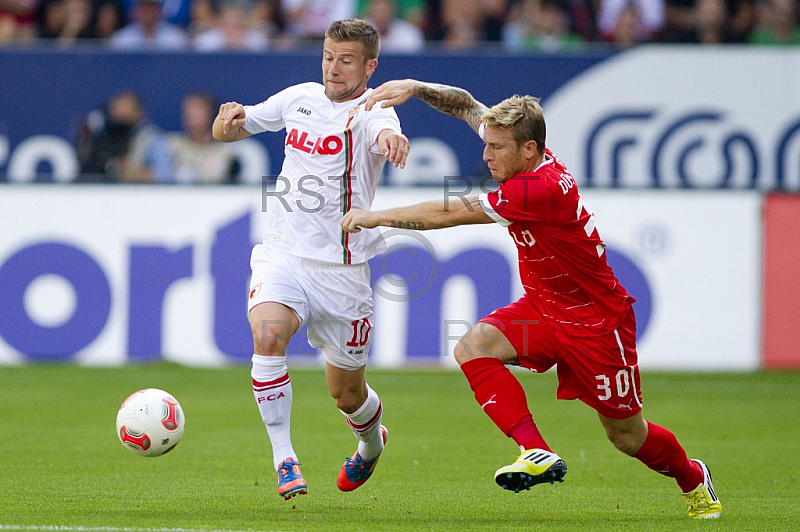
[277,457,307,500]
[337,425,388,492]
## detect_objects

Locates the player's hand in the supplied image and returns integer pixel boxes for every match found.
[365,79,417,111]
[217,102,246,136]
[377,130,409,169]
[341,208,378,233]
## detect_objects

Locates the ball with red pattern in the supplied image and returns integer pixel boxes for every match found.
[116,388,185,457]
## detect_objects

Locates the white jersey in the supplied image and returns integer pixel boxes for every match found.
[243,82,400,264]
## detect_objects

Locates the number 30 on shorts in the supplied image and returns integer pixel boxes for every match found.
[594,368,636,401]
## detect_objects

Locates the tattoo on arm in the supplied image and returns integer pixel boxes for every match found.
[390,220,425,230]
[463,105,488,135]
[414,83,489,134]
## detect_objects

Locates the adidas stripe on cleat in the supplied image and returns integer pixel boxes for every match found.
[337,425,388,492]
[494,448,567,493]
[683,459,721,519]
[277,457,307,500]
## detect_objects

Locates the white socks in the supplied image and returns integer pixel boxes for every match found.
[251,354,295,471]
[253,354,384,467]
[342,384,384,460]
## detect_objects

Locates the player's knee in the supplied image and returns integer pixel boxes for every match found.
[251,322,288,357]
[454,338,476,365]
[455,334,501,365]
[605,429,642,456]
[332,389,363,414]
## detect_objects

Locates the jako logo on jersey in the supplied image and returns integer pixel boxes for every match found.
[286,128,343,155]
[257,392,285,403]
[297,107,311,115]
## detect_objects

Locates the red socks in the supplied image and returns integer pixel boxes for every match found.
[633,421,704,492]
[461,358,702,492]
[460,357,550,451]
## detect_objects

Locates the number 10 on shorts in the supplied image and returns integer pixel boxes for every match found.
[347,318,372,347]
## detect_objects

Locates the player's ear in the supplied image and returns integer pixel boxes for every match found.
[365,58,378,79]
[523,139,538,158]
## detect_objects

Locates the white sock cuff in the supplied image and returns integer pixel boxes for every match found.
[251,354,287,381]
[343,384,381,422]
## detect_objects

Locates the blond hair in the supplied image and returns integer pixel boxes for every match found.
[482,95,546,155]
[325,19,380,61]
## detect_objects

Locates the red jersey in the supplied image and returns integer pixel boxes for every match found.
[479,148,634,336]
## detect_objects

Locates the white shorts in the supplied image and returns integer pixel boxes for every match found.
[248,244,374,370]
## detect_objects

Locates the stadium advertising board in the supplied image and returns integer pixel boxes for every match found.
[0,187,760,370]
[544,48,800,191]
[1,48,800,190]
[762,194,800,368]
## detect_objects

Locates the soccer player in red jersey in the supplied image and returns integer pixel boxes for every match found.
[340,79,721,519]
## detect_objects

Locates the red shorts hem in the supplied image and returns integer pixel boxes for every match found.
[479,297,643,418]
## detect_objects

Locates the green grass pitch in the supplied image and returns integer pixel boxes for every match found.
[1,364,799,531]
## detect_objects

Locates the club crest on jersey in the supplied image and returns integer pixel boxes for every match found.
[286,128,343,155]
[345,105,360,130]
[249,283,262,299]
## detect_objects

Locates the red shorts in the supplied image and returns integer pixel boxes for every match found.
[478,296,642,419]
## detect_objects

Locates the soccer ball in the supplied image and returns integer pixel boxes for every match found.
[116,388,185,457]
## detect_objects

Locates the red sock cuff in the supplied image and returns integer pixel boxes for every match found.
[460,357,505,384]
[633,421,658,461]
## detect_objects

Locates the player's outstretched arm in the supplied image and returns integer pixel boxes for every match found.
[366,80,489,135]
[213,102,252,143]
[341,195,493,233]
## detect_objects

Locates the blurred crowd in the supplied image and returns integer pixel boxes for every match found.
[74,90,241,183]
[0,0,798,51]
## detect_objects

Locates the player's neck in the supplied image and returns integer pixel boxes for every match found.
[520,154,545,174]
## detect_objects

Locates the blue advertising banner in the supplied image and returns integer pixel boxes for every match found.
[0,48,611,184]
[4,48,799,188]
[0,187,761,370]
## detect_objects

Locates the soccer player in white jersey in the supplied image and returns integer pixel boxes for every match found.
[212,19,409,500]
[341,79,721,519]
